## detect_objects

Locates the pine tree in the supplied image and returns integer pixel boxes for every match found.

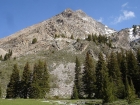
[103,77,115,103]
[21,62,31,98]
[72,57,82,99]
[96,52,107,98]
[71,35,74,39]
[136,49,140,96]
[29,63,39,98]
[0,55,2,61]
[82,52,96,98]
[87,34,92,41]
[0,84,1,98]
[71,84,79,99]
[6,64,20,98]
[137,49,140,64]
[126,50,139,95]
[120,54,128,84]
[125,77,136,104]
[127,50,138,77]
[107,52,124,98]
[41,62,50,98]
[29,60,50,99]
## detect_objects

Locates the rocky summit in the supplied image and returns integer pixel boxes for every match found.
[0,9,140,98]
[0,9,115,57]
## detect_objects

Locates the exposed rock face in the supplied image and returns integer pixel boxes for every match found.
[111,25,140,50]
[0,9,115,57]
[0,48,7,58]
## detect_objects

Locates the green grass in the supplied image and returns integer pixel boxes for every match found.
[0,99,52,105]
[1,99,140,105]
[0,99,102,105]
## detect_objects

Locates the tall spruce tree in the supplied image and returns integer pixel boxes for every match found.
[125,77,136,104]
[73,57,81,98]
[107,52,124,98]
[41,62,50,98]
[71,84,79,99]
[29,60,50,99]
[0,83,1,98]
[137,49,140,64]
[6,64,20,98]
[21,62,31,98]
[126,50,140,95]
[29,63,40,98]
[96,52,107,98]
[127,50,138,77]
[136,49,140,96]
[82,52,96,98]
[103,77,115,103]
[120,54,128,84]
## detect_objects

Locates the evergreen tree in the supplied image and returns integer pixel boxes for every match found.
[29,63,40,99]
[41,62,50,98]
[120,54,128,84]
[72,57,81,99]
[103,77,115,103]
[71,84,79,99]
[127,50,138,77]
[87,34,92,41]
[29,60,50,99]
[21,62,31,98]
[71,35,74,39]
[82,52,96,98]
[0,84,1,98]
[4,53,9,61]
[136,49,140,96]
[125,77,136,104]
[107,52,124,98]
[92,34,98,44]
[96,52,107,98]
[6,64,20,98]
[137,49,140,64]
[0,55,2,61]
[126,50,140,95]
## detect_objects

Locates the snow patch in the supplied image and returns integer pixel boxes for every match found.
[105,27,116,34]
[82,17,88,21]
[129,28,140,41]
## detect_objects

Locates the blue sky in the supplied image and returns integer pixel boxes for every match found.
[0,0,139,38]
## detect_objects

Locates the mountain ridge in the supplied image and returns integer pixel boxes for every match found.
[0,8,116,57]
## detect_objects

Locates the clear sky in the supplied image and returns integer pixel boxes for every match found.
[0,0,140,38]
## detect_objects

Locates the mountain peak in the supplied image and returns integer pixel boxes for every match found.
[64,8,73,13]
[61,8,74,17]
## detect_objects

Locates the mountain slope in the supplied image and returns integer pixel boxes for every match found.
[0,9,115,57]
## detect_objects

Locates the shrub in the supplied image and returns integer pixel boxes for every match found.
[32,38,37,44]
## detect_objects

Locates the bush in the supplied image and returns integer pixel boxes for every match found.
[32,38,37,44]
